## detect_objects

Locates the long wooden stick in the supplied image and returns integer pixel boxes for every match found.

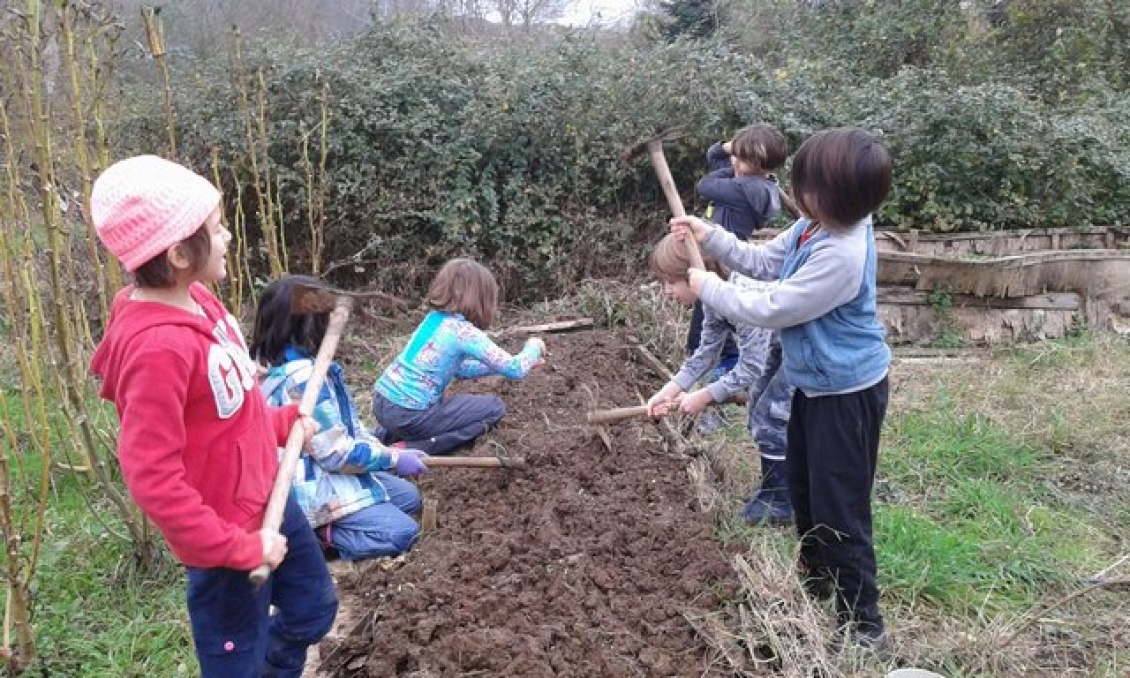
[249,296,353,586]
[424,456,526,469]
[490,317,594,338]
[778,186,800,220]
[646,140,705,270]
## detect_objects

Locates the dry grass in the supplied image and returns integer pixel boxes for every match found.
[890,336,1130,461]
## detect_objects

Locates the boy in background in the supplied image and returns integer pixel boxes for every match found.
[687,124,788,433]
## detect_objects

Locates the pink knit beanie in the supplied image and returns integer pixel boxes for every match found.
[90,155,221,272]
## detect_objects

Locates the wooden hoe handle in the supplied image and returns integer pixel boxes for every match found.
[425,456,527,469]
[646,140,705,270]
[250,298,353,586]
[586,404,649,425]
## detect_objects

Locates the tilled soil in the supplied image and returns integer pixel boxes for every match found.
[318,328,736,677]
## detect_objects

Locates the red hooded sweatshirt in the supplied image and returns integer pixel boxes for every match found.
[91,283,298,570]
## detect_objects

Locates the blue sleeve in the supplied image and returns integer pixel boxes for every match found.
[455,357,493,379]
[276,361,396,474]
[673,309,728,391]
[706,323,771,403]
[452,321,542,380]
[743,181,777,229]
[705,142,730,172]
[696,169,750,210]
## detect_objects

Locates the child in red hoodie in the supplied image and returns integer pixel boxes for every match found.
[89,155,337,677]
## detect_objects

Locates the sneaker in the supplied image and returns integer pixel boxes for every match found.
[831,621,893,661]
[694,409,728,435]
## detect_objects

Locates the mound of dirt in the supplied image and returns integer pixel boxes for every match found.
[319,329,737,677]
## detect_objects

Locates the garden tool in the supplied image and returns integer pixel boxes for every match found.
[621,126,705,270]
[425,456,527,470]
[251,281,353,586]
[581,384,616,451]
[287,280,415,311]
[586,404,650,425]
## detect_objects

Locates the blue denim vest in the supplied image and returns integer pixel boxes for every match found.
[778,222,890,394]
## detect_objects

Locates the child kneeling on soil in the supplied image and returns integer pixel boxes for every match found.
[645,234,795,525]
[372,258,546,456]
[251,275,429,561]
[89,156,337,677]
[670,127,894,652]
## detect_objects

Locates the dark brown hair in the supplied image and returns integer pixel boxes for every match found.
[730,124,788,172]
[791,127,892,228]
[249,275,330,367]
[427,258,499,329]
[649,234,724,283]
[132,224,212,288]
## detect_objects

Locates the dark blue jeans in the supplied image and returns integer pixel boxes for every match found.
[373,392,505,456]
[186,494,338,677]
[330,472,421,560]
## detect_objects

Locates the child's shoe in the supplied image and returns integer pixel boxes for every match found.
[739,456,793,525]
[830,619,892,661]
[740,489,793,525]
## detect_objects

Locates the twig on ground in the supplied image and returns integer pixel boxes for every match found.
[993,576,1130,654]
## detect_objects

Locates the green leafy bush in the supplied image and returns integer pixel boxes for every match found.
[113,19,1130,300]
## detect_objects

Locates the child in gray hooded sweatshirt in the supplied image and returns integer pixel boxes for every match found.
[670,127,893,653]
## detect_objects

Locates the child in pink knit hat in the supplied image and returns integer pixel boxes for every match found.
[89,155,337,678]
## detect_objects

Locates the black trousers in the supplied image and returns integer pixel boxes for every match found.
[787,377,888,630]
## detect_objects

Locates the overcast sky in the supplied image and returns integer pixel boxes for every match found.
[558,0,643,26]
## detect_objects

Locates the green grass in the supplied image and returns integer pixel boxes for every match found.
[32,534,191,676]
[14,487,192,676]
[1,386,192,676]
[876,404,1114,613]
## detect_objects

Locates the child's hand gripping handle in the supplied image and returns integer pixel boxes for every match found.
[249,297,353,587]
[646,140,706,271]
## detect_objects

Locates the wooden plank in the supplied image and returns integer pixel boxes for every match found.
[878,288,1080,310]
[492,317,594,337]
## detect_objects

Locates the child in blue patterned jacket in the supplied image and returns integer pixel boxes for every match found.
[644,234,795,525]
[251,275,428,561]
[372,258,545,456]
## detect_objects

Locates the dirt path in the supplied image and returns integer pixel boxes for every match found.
[312,329,736,677]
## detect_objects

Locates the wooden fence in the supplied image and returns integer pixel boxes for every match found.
[753,227,1130,345]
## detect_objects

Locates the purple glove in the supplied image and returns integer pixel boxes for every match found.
[394,448,428,477]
